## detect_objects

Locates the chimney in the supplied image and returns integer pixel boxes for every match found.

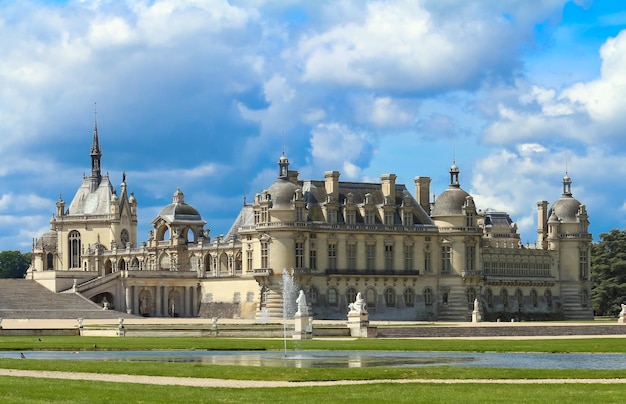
[414,176,431,215]
[381,174,397,198]
[324,171,340,198]
[537,200,548,247]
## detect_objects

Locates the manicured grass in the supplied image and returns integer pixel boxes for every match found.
[0,358,624,381]
[1,336,626,353]
[1,376,625,404]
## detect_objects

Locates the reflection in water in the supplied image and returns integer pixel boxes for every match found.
[1,350,625,370]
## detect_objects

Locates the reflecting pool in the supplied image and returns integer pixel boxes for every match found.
[2,350,625,369]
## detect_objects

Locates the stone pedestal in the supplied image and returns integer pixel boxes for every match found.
[472,310,482,323]
[347,312,370,337]
[293,314,312,340]
[618,313,626,324]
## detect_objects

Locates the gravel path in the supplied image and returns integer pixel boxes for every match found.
[1,368,626,388]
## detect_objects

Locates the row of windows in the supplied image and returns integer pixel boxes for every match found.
[310,286,435,308]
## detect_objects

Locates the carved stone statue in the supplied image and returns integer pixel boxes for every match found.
[348,292,367,314]
[473,298,480,312]
[295,290,308,316]
[621,303,626,315]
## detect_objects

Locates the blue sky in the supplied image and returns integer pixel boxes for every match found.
[1,0,626,252]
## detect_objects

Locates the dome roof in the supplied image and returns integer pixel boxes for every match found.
[157,189,203,222]
[549,195,581,223]
[432,187,470,216]
[266,178,298,210]
[35,230,58,249]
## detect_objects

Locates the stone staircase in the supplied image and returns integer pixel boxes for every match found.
[0,279,133,319]
[437,286,472,321]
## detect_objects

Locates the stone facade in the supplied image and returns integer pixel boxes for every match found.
[28,124,594,321]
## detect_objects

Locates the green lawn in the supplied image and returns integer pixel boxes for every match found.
[1,336,625,403]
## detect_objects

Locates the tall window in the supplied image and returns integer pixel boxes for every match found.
[384,244,394,271]
[501,289,509,308]
[424,287,433,306]
[295,242,304,268]
[465,245,475,272]
[465,212,474,227]
[346,287,357,305]
[545,289,553,308]
[530,289,538,307]
[403,288,415,307]
[308,286,319,305]
[254,210,260,224]
[384,210,394,225]
[486,288,493,307]
[424,250,431,272]
[365,210,375,225]
[404,245,413,271]
[441,246,451,273]
[579,250,589,280]
[327,210,337,224]
[246,250,253,272]
[384,287,396,307]
[46,253,54,270]
[366,244,376,270]
[261,207,269,223]
[309,248,317,270]
[327,287,338,306]
[347,244,357,270]
[261,241,269,269]
[120,229,130,247]
[515,289,523,309]
[403,211,412,226]
[346,210,356,225]
[295,206,305,222]
[69,230,81,268]
[328,243,337,270]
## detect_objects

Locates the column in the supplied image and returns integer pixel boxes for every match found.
[155,284,162,316]
[183,286,190,317]
[191,285,198,317]
[125,285,132,314]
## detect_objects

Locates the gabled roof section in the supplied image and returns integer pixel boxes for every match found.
[67,174,115,215]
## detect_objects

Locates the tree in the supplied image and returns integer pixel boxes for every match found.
[0,250,31,278]
[591,229,626,316]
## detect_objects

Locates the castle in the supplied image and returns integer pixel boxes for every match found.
[29,121,593,321]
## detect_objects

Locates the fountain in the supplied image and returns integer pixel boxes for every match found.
[281,269,298,355]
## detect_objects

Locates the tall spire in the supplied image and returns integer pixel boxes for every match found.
[90,103,102,192]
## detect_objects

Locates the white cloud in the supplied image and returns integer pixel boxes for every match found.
[291,1,563,92]
[308,123,372,179]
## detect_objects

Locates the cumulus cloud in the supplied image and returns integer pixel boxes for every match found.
[291,1,563,93]
[308,123,373,179]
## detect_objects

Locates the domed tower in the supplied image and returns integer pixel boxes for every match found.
[430,162,481,311]
[151,188,207,246]
[539,173,592,320]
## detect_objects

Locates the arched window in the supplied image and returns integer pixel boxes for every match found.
[327,287,338,306]
[423,287,433,306]
[120,229,129,247]
[69,230,81,268]
[384,287,396,307]
[159,253,171,271]
[545,289,553,308]
[485,288,493,308]
[346,287,357,306]
[366,288,377,308]
[515,288,524,309]
[403,288,415,307]
[308,286,319,305]
[530,289,538,307]
[204,254,212,273]
[500,289,509,308]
